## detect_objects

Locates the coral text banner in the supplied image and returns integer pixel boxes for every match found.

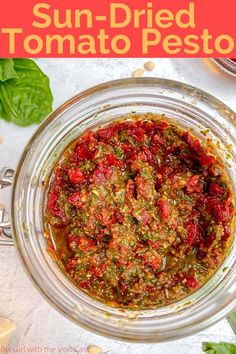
[0,0,235,57]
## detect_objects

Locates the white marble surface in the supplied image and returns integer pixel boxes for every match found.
[0,58,235,353]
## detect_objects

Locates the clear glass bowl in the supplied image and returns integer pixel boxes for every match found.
[211,58,236,77]
[9,78,236,342]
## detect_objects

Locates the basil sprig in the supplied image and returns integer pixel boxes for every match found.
[0,58,53,126]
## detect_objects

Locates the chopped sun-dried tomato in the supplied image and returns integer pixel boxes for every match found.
[199,155,215,166]
[157,199,171,222]
[185,223,202,246]
[76,142,93,160]
[68,168,85,183]
[67,192,83,208]
[209,182,223,196]
[106,154,125,168]
[206,197,231,223]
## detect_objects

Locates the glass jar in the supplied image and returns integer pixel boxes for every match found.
[1,78,236,342]
[211,58,236,77]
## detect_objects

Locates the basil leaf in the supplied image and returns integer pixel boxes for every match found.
[0,59,18,81]
[202,342,236,354]
[0,59,53,126]
[228,311,236,334]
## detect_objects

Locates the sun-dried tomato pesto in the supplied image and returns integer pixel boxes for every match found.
[45,115,234,308]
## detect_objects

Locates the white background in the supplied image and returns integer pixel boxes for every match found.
[0,58,235,354]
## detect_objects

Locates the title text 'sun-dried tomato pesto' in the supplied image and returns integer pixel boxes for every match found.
[45,115,234,308]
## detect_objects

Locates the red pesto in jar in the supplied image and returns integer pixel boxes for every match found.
[45,115,234,308]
